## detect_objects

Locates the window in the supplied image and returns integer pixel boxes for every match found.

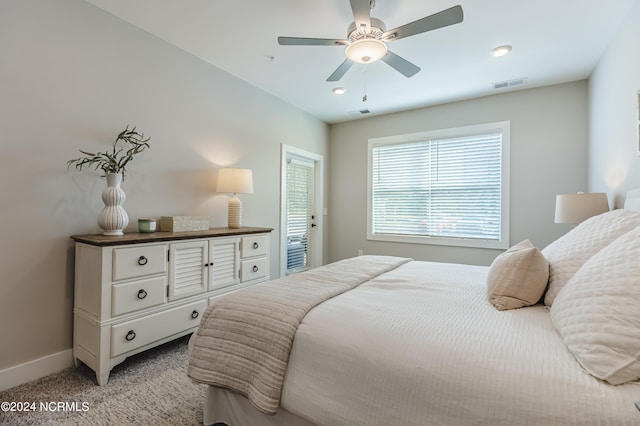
[367,121,510,249]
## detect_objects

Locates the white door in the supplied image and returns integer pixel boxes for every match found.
[168,240,208,301]
[280,145,323,276]
[209,237,240,291]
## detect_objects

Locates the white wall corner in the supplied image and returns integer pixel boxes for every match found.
[0,350,74,392]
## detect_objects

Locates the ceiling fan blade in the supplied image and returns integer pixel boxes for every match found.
[350,0,372,31]
[278,36,348,46]
[382,5,463,41]
[382,51,420,78]
[327,59,354,82]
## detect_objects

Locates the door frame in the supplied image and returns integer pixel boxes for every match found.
[280,144,324,277]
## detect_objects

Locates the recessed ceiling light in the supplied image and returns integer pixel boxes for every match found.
[332,87,346,95]
[491,45,512,58]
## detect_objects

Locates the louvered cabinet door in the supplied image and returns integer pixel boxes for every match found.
[209,237,241,291]
[168,240,208,301]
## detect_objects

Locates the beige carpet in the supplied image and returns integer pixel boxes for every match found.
[0,335,205,425]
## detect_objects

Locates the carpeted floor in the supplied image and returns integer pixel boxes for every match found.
[0,335,206,425]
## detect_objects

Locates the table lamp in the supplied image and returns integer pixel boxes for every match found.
[216,168,253,228]
[554,192,609,225]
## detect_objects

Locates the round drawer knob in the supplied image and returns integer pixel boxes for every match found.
[137,289,147,300]
[125,330,136,341]
[253,242,259,249]
[252,265,259,273]
[138,256,148,266]
[191,310,199,319]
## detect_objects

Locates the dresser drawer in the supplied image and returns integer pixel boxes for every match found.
[111,276,166,316]
[241,234,268,258]
[112,244,167,281]
[110,300,206,357]
[240,257,268,282]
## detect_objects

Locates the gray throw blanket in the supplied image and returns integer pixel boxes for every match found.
[187,255,411,414]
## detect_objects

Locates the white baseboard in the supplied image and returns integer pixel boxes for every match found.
[0,349,74,392]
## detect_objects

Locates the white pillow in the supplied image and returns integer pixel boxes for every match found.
[623,188,640,211]
[542,209,640,306]
[487,240,549,311]
[550,225,640,385]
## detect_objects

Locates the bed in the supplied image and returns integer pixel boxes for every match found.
[188,194,640,426]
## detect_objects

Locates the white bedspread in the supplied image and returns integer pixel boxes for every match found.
[279,261,640,425]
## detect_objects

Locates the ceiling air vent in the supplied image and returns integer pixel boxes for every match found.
[493,77,527,90]
[348,109,372,116]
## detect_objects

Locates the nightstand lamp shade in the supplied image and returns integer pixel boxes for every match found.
[555,192,609,224]
[216,168,253,228]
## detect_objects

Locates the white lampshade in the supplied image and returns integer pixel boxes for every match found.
[345,38,388,64]
[554,192,609,224]
[216,168,253,195]
[216,168,253,229]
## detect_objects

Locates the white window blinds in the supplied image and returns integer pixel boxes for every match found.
[369,123,509,248]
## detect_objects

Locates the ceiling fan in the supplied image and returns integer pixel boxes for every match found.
[277,0,463,82]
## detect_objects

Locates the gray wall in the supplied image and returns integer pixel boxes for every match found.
[329,81,589,266]
[0,0,328,370]
[588,1,640,206]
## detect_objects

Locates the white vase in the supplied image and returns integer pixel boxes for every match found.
[97,173,129,236]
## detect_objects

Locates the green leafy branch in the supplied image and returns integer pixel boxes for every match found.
[67,125,151,179]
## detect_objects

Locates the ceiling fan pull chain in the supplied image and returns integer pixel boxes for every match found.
[362,67,368,102]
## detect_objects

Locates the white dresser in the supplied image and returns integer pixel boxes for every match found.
[71,227,272,385]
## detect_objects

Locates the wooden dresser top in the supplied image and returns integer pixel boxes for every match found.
[71,226,273,247]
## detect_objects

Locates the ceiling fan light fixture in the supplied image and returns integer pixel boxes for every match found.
[491,45,512,58]
[345,38,388,64]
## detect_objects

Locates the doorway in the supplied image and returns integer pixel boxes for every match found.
[280,144,323,276]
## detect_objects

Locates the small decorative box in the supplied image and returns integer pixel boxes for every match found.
[160,216,210,232]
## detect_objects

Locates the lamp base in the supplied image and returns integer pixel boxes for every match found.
[228,194,242,229]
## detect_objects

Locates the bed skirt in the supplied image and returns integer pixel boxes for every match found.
[203,386,314,426]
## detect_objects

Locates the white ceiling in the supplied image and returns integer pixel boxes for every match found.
[84,0,637,124]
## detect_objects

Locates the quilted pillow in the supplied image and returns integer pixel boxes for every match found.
[550,225,640,385]
[542,209,640,306]
[487,240,549,310]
